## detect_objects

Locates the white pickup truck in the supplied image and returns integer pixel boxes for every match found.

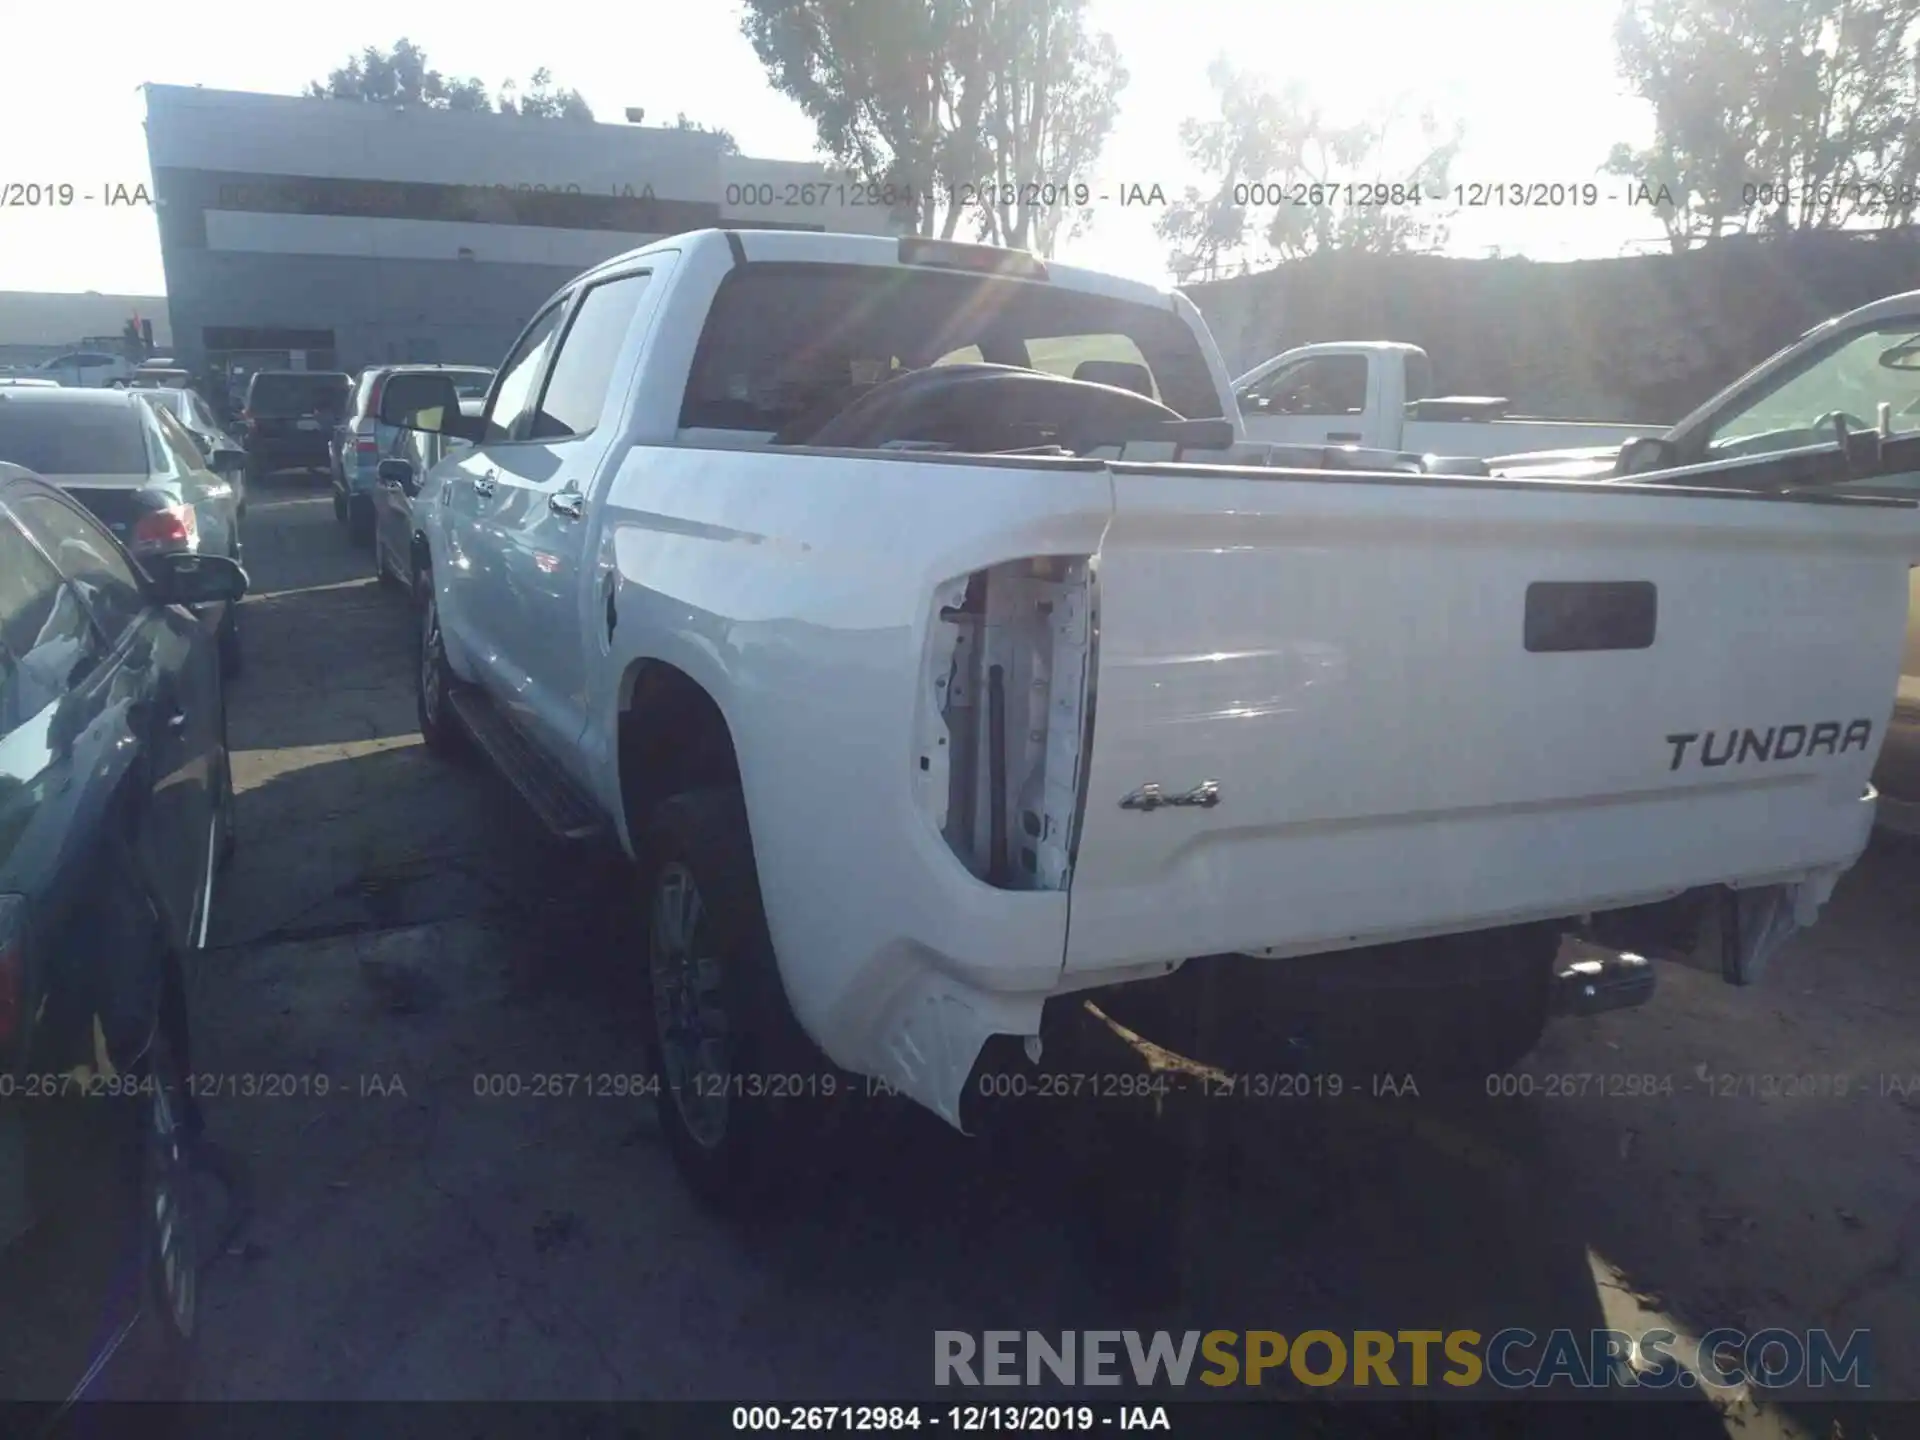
[379,229,1920,1209]
[1232,340,1664,457]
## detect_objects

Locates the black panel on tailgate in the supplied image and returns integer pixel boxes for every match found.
[1525,580,1658,653]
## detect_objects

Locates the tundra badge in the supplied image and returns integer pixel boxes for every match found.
[1120,780,1221,812]
[1665,720,1873,771]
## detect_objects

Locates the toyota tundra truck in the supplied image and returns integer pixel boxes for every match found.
[378,228,1920,1208]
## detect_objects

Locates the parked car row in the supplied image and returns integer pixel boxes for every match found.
[370,395,485,594]
[331,365,493,547]
[0,388,247,674]
[233,370,350,487]
[134,387,250,516]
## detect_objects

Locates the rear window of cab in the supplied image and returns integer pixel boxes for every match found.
[248,373,351,416]
[679,262,1222,434]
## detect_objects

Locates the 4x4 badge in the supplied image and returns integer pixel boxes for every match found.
[1120,780,1220,812]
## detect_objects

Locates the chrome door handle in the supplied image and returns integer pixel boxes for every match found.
[165,709,188,732]
[472,471,497,499]
[548,489,585,519]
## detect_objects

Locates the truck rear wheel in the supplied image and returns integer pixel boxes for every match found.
[637,787,835,1212]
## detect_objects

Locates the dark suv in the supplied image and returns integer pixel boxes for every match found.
[239,371,350,483]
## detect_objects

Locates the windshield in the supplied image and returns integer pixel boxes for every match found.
[249,372,351,416]
[0,399,149,475]
[680,262,1221,433]
[1706,322,1920,458]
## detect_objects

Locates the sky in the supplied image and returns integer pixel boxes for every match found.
[0,0,1672,297]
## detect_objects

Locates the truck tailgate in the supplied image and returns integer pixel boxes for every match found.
[1064,467,1920,972]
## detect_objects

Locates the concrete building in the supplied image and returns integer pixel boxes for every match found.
[0,292,170,371]
[143,84,903,382]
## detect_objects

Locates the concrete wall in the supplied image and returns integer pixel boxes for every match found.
[143,84,900,375]
[1186,229,1920,424]
[161,252,579,371]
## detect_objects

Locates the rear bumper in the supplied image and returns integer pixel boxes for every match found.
[821,786,1873,1130]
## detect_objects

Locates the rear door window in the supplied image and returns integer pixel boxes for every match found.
[0,399,150,475]
[680,262,1224,435]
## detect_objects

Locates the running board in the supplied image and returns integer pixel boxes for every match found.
[446,688,608,842]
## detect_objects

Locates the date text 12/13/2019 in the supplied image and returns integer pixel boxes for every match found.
[730,1406,1171,1432]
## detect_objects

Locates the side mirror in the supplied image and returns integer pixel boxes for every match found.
[1615,434,1681,477]
[209,446,246,472]
[146,551,249,608]
[379,372,480,440]
[378,457,419,495]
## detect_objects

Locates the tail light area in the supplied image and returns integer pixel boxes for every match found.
[917,556,1095,891]
[131,504,198,555]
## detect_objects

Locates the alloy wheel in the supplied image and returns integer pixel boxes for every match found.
[648,863,731,1150]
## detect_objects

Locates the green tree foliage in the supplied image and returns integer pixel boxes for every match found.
[1156,58,1461,283]
[306,40,592,120]
[739,0,1127,253]
[1608,0,1920,251]
[495,67,595,121]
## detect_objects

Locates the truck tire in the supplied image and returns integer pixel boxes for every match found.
[638,786,833,1212]
[415,590,469,759]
